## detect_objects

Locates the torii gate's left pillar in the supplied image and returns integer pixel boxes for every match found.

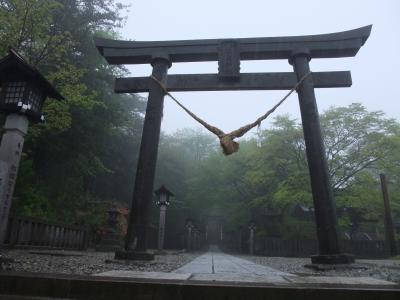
[115,56,171,260]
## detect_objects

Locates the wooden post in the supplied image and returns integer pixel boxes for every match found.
[46,224,51,246]
[26,221,33,245]
[380,174,398,256]
[8,217,19,246]
[65,229,71,248]
[116,56,170,260]
[31,222,38,245]
[248,222,256,255]
[187,227,192,251]
[290,49,354,264]
[249,228,255,255]
[157,205,167,251]
[82,225,90,250]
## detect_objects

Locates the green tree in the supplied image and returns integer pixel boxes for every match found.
[179,104,400,239]
[321,103,398,191]
[1,0,145,228]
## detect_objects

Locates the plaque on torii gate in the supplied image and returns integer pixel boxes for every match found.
[95,25,371,263]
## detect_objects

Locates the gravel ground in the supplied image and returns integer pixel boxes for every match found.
[239,255,400,283]
[2,249,400,284]
[1,249,201,275]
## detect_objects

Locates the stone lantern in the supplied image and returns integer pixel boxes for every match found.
[96,205,122,252]
[0,49,63,122]
[0,49,63,244]
[185,218,195,251]
[107,206,120,227]
[154,185,173,251]
[248,220,256,255]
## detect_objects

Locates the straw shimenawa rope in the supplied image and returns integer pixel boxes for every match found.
[151,72,311,155]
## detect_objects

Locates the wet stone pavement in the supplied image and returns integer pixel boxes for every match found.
[173,248,291,283]
[96,247,397,286]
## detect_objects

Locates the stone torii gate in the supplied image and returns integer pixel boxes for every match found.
[95,25,371,263]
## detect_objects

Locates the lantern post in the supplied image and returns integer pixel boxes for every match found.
[193,228,200,250]
[95,205,122,252]
[185,218,194,251]
[0,49,63,246]
[248,221,256,255]
[154,185,173,251]
[379,174,398,256]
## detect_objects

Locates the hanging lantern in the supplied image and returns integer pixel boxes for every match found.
[0,49,63,122]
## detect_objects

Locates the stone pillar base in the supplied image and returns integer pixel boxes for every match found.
[310,253,355,264]
[114,250,154,261]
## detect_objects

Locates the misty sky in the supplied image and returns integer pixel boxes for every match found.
[117,0,400,136]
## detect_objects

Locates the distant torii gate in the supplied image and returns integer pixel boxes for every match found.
[95,25,371,263]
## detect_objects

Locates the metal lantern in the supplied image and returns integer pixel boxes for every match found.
[0,49,63,122]
[248,220,256,231]
[154,185,174,206]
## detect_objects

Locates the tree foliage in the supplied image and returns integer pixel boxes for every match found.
[162,104,400,239]
[1,0,144,228]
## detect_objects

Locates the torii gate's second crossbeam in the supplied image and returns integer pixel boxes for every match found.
[114,71,352,93]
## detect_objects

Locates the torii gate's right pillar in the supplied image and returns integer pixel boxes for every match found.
[290,49,354,264]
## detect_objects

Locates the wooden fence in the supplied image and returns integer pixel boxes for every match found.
[3,215,88,250]
[257,238,399,259]
[257,238,317,257]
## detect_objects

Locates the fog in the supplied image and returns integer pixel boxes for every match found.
[118,0,400,136]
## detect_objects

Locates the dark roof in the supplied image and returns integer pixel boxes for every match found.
[0,49,64,100]
[154,185,174,197]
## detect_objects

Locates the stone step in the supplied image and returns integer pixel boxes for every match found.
[1,272,399,300]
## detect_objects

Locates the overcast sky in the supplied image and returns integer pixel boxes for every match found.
[117,0,400,136]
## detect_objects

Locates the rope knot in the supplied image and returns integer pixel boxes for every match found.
[219,135,239,155]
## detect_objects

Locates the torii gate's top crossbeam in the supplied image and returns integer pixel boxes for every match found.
[95,25,371,65]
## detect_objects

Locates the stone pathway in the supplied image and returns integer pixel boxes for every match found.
[95,247,397,286]
[174,248,291,283]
